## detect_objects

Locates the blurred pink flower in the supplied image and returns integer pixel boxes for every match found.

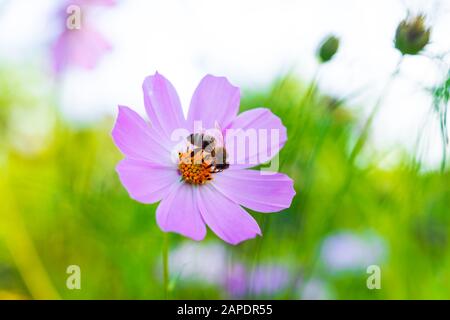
[300,278,334,300]
[51,0,114,74]
[225,263,293,298]
[169,242,228,285]
[72,0,115,5]
[112,72,295,245]
[320,231,387,272]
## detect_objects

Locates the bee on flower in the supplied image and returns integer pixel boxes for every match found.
[112,73,295,245]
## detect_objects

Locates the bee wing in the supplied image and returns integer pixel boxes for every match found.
[205,121,224,148]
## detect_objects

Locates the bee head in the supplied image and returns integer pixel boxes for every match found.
[187,133,216,150]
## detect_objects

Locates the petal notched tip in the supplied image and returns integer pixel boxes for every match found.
[202,73,240,89]
[142,71,168,90]
[284,177,296,209]
[228,227,262,246]
[258,107,288,144]
[158,227,207,242]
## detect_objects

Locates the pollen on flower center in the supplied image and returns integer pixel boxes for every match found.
[177,133,230,185]
[178,150,213,185]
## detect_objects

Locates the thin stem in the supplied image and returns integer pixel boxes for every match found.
[348,57,403,164]
[248,215,271,298]
[296,58,404,296]
[411,111,433,172]
[281,67,321,168]
[162,232,170,299]
[440,111,448,173]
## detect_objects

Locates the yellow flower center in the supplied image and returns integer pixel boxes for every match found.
[178,150,213,185]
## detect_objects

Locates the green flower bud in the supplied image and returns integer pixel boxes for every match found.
[394,15,431,55]
[317,35,340,63]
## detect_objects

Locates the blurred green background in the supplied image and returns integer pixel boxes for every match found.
[1,64,449,299]
[1,0,450,300]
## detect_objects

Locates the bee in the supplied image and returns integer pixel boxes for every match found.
[186,130,229,172]
[210,147,230,172]
[187,133,216,152]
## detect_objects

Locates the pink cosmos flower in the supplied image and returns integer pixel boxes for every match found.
[112,72,295,245]
[51,0,114,74]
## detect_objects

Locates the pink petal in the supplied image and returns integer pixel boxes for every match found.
[52,26,111,74]
[225,108,287,169]
[116,159,179,204]
[212,169,295,213]
[156,184,206,241]
[197,185,261,245]
[112,106,172,165]
[142,73,187,142]
[187,75,240,131]
[72,0,116,6]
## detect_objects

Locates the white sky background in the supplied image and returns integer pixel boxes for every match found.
[0,0,449,168]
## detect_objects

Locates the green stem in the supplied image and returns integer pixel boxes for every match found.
[296,58,404,297]
[348,57,403,165]
[162,232,169,299]
[280,67,320,169]
[248,215,271,298]
[440,113,448,173]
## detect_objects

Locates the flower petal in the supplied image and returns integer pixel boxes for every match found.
[116,159,178,204]
[225,108,287,169]
[156,183,206,241]
[212,169,295,213]
[73,0,116,6]
[112,106,172,165]
[197,184,261,245]
[187,75,240,130]
[142,72,187,141]
[52,26,111,73]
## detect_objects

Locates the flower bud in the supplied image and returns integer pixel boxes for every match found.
[317,35,340,63]
[394,15,431,55]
